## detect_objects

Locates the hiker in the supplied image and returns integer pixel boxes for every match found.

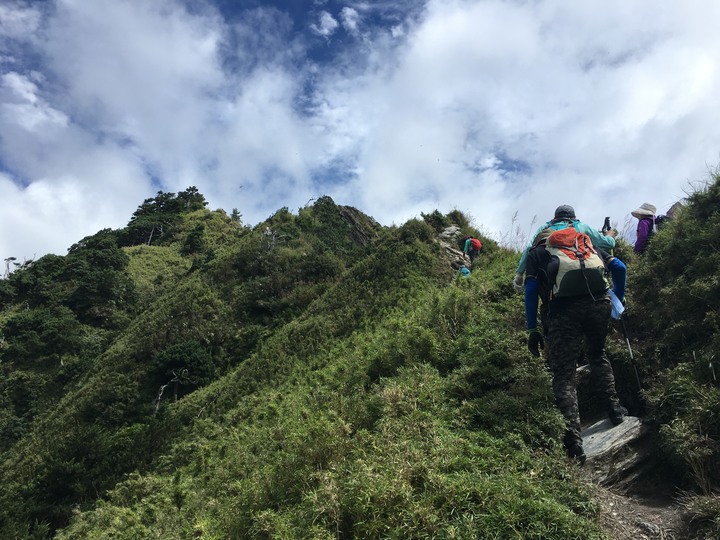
[524,225,627,464]
[462,236,482,263]
[631,203,656,254]
[513,205,617,292]
[524,229,554,335]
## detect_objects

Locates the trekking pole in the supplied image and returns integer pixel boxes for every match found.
[602,216,611,234]
[601,217,615,256]
[618,315,642,391]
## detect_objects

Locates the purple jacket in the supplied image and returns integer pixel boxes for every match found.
[634,217,654,253]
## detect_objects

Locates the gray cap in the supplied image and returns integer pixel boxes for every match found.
[554,205,575,219]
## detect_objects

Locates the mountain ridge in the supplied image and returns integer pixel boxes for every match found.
[0,183,718,539]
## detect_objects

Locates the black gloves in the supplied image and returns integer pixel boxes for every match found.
[528,329,544,357]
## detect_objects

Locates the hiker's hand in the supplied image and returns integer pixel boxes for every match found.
[513,272,524,292]
[603,228,617,238]
[528,329,544,357]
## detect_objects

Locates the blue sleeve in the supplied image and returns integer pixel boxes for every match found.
[608,257,626,301]
[463,238,470,254]
[524,277,540,330]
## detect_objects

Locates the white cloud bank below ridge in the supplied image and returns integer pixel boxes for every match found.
[1,0,720,263]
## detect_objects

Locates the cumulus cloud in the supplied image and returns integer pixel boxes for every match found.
[1,71,68,130]
[317,0,720,237]
[310,11,339,38]
[2,0,720,263]
[340,7,361,36]
[0,2,41,39]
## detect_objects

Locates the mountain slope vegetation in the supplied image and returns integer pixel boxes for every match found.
[0,178,718,539]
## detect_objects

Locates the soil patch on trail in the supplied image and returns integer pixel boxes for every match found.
[589,481,688,539]
[577,415,691,539]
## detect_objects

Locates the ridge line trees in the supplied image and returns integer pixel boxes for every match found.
[119,187,208,247]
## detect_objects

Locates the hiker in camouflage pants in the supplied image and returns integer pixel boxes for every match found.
[546,295,622,454]
[524,221,628,464]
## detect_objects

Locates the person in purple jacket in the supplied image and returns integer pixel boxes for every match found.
[631,203,656,254]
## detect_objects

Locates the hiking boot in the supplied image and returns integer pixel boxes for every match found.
[563,431,586,465]
[566,442,586,466]
[608,405,628,426]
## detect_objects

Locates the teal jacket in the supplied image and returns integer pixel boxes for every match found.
[515,219,616,274]
[463,238,473,254]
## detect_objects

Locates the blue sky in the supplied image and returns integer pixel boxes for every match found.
[2,0,720,264]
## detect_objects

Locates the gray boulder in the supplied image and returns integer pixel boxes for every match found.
[582,416,655,488]
[436,226,468,270]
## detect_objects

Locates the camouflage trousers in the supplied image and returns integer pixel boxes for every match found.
[546,295,620,448]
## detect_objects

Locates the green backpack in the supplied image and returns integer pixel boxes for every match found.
[546,227,608,298]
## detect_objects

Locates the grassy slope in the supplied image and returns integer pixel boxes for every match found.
[50,221,605,539]
[3,181,719,538]
[623,176,720,538]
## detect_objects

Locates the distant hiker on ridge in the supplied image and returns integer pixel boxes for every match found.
[524,222,628,464]
[513,205,617,292]
[632,201,683,254]
[631,203,656,254]
[462,236,482,264]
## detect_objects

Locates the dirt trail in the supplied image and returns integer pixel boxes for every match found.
[589,481,687,539]
[576,414,690,539]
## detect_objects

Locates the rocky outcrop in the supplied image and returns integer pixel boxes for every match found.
[339,205,382,246]
[436,226,468,270]
[576,362,657,489]
[582,416,658,491]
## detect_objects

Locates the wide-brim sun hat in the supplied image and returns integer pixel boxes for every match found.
[631,203,656,219]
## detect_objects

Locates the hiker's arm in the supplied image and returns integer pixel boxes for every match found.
[580,223,616,251]
[607,257,627,301]
[524,277,540,330]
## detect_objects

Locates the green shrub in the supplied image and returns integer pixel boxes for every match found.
[398,218,435,243]
[150,340,215,393]
[644,363,720,492]
[421,209,450,232]
[628,173,720,498]
[1,306,83,365]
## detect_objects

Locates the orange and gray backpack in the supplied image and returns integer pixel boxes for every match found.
[546,227,608,298]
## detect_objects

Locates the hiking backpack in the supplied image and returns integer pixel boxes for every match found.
[469,238,482,251]
[646,215,670,243]
[654,215,671,231]
[545,227,608,298]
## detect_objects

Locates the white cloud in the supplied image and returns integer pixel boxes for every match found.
[2,0,720,264]
[340,7,361,36]
[0,168,145,263]
[314,0,720,237]
[0,2,41,39]
[1,71,68,130]
[390,25,405,39]
[310,10,339,38]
